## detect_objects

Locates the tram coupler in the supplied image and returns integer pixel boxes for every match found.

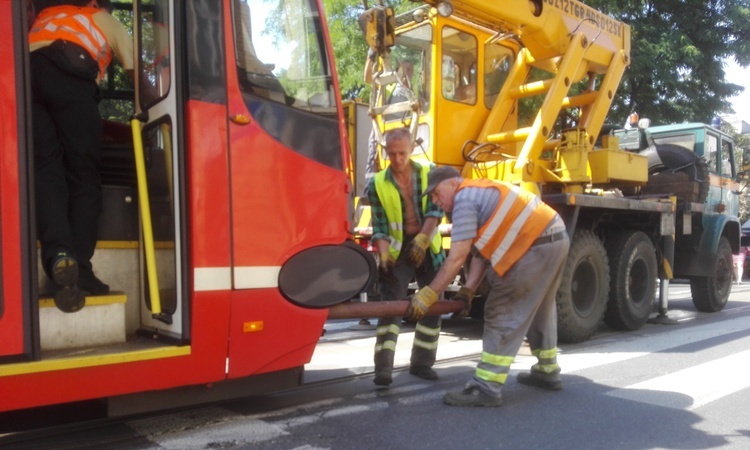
[327,299,464,320]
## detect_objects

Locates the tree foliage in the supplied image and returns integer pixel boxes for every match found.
[322,0,414,100]
[324,0,750,127]
[587,0,750,126]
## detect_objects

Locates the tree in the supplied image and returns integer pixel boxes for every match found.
[322,0,414,100]
[588,0,750,126]
[322,0,371,100]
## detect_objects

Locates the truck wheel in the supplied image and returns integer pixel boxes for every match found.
[557,231,610,343]
[690,236,733,312]
[639,144,710,203]
[604,231,657,330]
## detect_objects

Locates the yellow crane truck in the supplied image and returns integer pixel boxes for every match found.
[357,0,744,343]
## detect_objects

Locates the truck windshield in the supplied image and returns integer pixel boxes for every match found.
[232,0,336,114]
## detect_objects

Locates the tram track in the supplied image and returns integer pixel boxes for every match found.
[4,294,744,448]
[0,319,484,449]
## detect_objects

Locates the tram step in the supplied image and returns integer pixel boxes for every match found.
[39,294,127,351]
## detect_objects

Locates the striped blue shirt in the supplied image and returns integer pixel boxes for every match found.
[451,186,501,242]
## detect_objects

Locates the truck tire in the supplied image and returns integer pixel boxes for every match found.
[690,236,733,312]
[604,231,657,330]
[639,144,710,203]
[557,231,610,343]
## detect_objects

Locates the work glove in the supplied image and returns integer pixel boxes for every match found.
[450,286,475,319]
[405,233,431,268]
[378,251,396,283]
[367,47,377,62]
[405,286,438,321]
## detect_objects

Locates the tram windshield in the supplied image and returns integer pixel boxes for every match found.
[232,0,336,113]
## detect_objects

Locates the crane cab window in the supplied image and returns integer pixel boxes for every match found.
[390,24,433,116]
[484,44,513,109]
[441,26,476,104]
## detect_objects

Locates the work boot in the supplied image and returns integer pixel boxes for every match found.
[443,387,503,407]
[516,369,563,391]
[78,268,110,295]
[409,366,438,380]
[373,371,392,387]
[50,251,85,313]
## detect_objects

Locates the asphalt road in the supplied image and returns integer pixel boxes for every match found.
[5,282,750,449]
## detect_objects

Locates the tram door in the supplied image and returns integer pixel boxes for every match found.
[0,1,33,359]
[132,0,185,337]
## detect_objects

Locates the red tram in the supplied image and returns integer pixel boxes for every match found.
[0,0,372,416]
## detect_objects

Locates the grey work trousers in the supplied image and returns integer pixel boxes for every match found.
[374,245,441,375]
[467,235,569,396]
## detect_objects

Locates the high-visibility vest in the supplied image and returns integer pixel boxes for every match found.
[459,179,557,276]
[374,164,442,260]
[29,6,112,81]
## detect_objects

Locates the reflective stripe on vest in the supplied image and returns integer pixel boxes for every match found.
[374,164,442,260]
[460,179,557,276]
[29,6,112,81]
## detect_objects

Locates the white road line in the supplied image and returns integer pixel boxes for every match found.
[606,349,750,411]
[559,316,750,374]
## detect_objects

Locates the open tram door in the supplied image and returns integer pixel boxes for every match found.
[130,0,186,337]
[0,1,35,361]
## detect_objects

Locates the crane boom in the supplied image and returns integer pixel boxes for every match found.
[420,0,629,71]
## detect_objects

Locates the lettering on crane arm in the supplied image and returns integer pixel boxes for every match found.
[544,0,624,39]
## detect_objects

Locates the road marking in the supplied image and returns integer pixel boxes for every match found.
[606,349,750,410]
[558,316,750,374]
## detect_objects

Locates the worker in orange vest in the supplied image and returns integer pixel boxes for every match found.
[28,0,133,312]
[407,166,570,407]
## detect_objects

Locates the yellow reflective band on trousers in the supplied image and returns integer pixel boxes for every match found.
[481,352,514,366]
[413,338,438,350]
[475,352,514,384]
[375,340,397,353]
[532,347,559,373]
[476,367,508,383]
[376,324,400,336]
[533,348,558,359]
[415,323,440,337]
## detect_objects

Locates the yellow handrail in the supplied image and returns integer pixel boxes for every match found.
[130,118,162,316]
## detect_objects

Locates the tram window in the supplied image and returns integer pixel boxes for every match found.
[232,0,336,113]
[141,119,177,314]
[98,2,135,124]
[231,0,342,170]
[138,0,171,108]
